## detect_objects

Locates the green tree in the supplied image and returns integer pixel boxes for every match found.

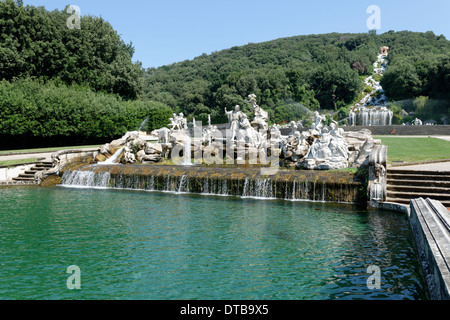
[311,62,363,110]
[381,59,422,100]
[0,0,144,99]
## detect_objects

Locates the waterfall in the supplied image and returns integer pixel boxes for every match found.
[98,147,124,165]
[242,177,249,197]
[178,175,188,193]
[61,169,111,188]
[348,51,393,126]
[292,180,296,200]
[181,136,192,166]
[351,107,393,126]
[60,165,361,203]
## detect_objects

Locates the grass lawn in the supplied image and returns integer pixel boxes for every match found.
[0,145,101,155]
[374,136,450,163]
[0,158,37,167]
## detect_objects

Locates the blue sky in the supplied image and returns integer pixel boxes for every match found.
[24,0,450,69]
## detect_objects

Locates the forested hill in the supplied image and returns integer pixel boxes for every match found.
[143,31,450,125]
[1,0,449,150]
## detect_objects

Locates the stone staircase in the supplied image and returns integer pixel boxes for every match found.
[386,169,450,208]
[12,160,53,184]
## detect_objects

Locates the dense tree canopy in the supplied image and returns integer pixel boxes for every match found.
[0,0,171,149]
[143,30,449,124]
[379,31,450,101]
[0,0,143,99]
[143,32,382,124]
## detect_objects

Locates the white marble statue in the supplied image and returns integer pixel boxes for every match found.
[225,105,245,142]
[413,118,423,126]
[169,113,178,130]
[238,114,261,148]
[157,127,170,144]
[269,124,283,143]
[289,121,298,136]
[202,124,220,146]
[313,111,326,133]
[247,94,269,132]
[178,113,188,130]
[297,112,350,170]
[170,113,188,131]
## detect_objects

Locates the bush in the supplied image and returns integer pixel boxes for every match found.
[0,78,172,149]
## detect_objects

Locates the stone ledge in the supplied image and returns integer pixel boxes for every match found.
[370,200,409,214]
[0,181,37,186]
[389,159,450,168]
[410,198,450,300]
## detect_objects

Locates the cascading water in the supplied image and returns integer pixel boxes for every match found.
[60,165,361,204]
[98,147,124,165]
[61,169,111,188]
[348,51,394,126]
[178,175,188,193]
[181,136,192,166]
[138,117,149,131]
[348,106,393,126]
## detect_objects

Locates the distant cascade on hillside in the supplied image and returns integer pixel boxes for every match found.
[348,47,393,126]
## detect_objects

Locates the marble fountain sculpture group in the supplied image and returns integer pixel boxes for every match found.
[36,93,387,204]
[94,94,380,174]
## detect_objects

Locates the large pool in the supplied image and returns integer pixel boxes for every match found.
[0,186,427,300]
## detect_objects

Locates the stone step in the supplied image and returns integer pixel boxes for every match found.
[387,184,450,194]
[18,173,36,178]
[32,165,52,170]
[8,161,53,183]
[387,191,450,202]
[24,170,39,174]
[12,177,35,181]
[386,197,450,207]
[35,162,52,166]
[385,197,411,204]
[388,169,450,176]
[386,179,450,188]
[387,173,450,181]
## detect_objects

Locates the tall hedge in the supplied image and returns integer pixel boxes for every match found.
[0,78,172,149]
